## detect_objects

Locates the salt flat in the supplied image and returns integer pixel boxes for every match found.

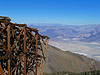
[49,41,100,61]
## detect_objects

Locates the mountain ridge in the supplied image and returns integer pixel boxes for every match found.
[29,24,100,42]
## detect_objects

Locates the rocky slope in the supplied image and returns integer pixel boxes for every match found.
[44,45,100,73]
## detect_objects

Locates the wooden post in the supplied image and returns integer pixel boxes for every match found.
[0,64,4,75]
[41,62,44,75]
[8,25,11,75]
[35,34,38,75]
[41,38,48,75]
[24,26,26,75]
[39,58,43,75]
[45,39,49,57]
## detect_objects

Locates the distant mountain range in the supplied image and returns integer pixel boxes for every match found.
[29,24,100,42]
[44,45,100,73]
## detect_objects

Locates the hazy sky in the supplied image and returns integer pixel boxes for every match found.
[0,0,100,25]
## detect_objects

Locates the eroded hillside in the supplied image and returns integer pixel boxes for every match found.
[44,45,100,73]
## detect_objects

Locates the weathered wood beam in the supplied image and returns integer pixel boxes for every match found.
[0,16,11,21]
[24,26,26,75]
[11,29,24,51]
[0,20,27,27]
[8,25,11,75]
[0,64,4,75]
[38,33,50,39]
[35,34,38,75]
[11,58,23,73]
[0,26,6,34]
[27,27,39,32]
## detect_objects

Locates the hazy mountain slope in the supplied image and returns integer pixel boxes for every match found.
[44,45,100,73]
[29,24,100,42]
[81,31,100,42]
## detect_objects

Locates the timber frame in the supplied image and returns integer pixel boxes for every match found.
[0,16,49,75]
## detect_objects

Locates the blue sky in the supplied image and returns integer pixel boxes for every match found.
[0,0,100,25]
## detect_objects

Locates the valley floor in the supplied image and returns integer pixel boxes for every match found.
[49,40,100,61]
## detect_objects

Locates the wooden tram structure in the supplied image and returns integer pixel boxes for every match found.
[0,16,49,75]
